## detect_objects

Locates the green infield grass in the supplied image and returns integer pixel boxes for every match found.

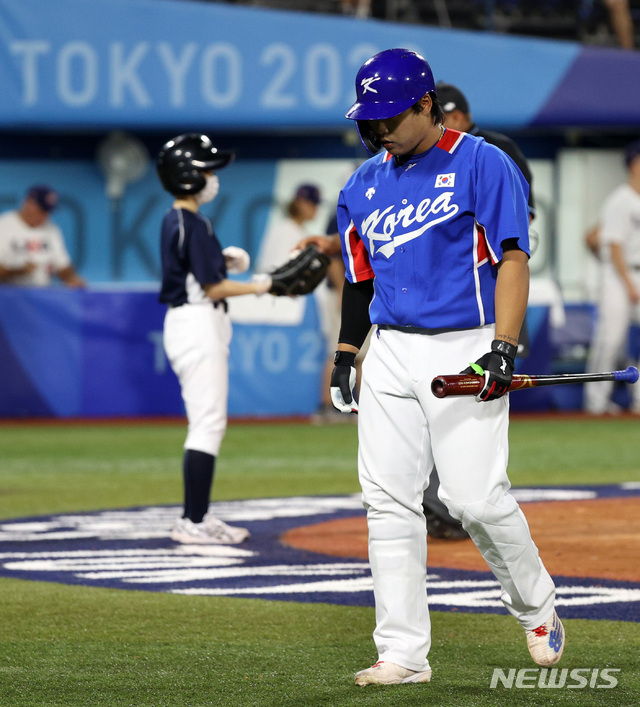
[0,415,639,706]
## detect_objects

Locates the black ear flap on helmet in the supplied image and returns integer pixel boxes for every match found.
[156,133,234,196]
[162,162,207,196]
[356,121,382,154]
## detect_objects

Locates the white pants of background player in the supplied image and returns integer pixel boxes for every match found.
[584,263,640,414]
[358,325,557,672]
[163,303,232,456]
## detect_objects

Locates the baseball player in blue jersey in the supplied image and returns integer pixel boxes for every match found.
[157,134,273,545]
[330,49,565,686]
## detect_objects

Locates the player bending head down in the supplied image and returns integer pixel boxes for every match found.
[328,49,565,687]
[346,48,444,160]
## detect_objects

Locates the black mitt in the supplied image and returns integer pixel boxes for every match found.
[268,245,331,296]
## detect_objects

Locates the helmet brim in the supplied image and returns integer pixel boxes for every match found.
[346,97,418,122]
[192,150,235,172]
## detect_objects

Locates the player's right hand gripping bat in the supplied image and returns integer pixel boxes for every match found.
[431,366,639,398]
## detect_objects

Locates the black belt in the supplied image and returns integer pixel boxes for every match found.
[169,299,228,313]
[378,324,469,335]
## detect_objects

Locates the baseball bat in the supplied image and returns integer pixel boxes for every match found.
[431,366,639,399]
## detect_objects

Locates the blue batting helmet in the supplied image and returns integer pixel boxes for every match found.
[346,48,436,153]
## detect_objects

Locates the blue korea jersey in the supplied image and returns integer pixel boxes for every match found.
[337,129,530,330]
[159,207,226,307]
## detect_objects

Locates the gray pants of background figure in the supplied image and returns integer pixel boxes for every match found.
[422,469,469,539]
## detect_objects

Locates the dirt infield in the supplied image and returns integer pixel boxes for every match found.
[283,497,640,583]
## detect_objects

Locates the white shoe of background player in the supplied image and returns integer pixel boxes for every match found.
[171,514,250,544]
[354,660,432,686]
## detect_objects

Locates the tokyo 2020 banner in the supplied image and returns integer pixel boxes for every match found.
[1,0,640,131]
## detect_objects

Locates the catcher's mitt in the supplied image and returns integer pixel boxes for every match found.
[268,245,331,296]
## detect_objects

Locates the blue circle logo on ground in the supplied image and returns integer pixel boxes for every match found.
[0,487,639,622]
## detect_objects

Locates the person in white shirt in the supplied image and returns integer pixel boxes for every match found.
[256,184,322,272]
[0,185,85,287]
[584,140,640,415]
[258,184,346,421]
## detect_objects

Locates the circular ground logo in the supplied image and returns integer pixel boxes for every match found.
[0,487,639,622]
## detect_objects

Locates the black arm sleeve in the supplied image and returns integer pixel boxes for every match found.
[338,278,374,350]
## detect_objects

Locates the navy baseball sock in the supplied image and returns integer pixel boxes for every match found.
[182,449,216,524]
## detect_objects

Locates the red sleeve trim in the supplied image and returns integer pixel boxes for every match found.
[475,223,498,266]
[347,224,374,282]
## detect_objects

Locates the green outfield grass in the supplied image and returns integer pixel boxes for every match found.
[0,416,639,706]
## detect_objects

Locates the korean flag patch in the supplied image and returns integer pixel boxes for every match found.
[435,173,455,188]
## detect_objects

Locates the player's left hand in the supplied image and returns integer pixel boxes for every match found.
[223,246,250,274]
[330,351,358,413]
[461,339,516,402]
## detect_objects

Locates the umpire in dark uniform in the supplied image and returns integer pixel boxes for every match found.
[437,82,536,218]
[422,82,537,540]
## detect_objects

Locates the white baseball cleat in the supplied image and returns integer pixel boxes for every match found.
[354,660,432,686]
[526,610,565,666]
[171,514,250,545]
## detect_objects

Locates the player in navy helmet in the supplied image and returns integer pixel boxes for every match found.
[157,133,273,545]
[329,49,565,685]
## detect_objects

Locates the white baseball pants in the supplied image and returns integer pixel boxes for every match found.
[163,303,232,456]
[584,263,640,414]
[357,325,556,672]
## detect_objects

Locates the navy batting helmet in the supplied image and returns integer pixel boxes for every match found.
[157,133,234,196]
[346,48,436,154]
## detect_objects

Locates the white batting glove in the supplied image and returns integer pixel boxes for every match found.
[223,246,251,274]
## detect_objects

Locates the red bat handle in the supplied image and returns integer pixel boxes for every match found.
[431,374,537,398]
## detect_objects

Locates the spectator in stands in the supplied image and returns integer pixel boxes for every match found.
[603,0,635,49]
[0,185,85,287]
[579,0,635,49]
[584,139,640,415]
[339,0,371,17]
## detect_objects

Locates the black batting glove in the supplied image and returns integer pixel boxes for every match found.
[461,339,517,402]
[330,351,358,413]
